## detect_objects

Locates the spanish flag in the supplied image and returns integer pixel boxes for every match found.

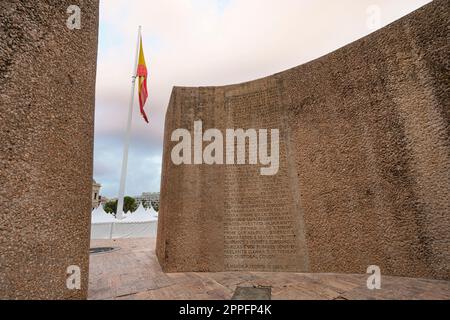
[136,36,149,123]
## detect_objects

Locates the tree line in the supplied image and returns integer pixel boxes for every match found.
[104,196,159,214]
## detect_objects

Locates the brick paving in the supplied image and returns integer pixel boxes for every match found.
[88,238,450,300]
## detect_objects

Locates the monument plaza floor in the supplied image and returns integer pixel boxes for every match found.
[88,238,450,300]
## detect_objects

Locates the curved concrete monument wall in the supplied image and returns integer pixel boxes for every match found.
[157,0,450,280]
[0,1,99,299]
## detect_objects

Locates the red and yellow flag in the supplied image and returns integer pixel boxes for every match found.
[136,36,149,123]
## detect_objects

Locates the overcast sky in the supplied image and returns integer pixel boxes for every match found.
[93,0,431,198]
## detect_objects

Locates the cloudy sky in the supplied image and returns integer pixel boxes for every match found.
[93,0,431,198]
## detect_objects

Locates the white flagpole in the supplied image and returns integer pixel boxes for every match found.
[116,26,142,220]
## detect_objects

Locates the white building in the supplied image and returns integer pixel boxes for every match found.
[135,192,159,209]
[92,179,101,210]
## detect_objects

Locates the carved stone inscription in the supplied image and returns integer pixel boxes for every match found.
[223,86,301,271]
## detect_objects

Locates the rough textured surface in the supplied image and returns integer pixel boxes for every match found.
[0,1,99,299]
[157,0,450,280]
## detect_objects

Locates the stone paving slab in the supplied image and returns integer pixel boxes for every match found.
[88,238,450,300]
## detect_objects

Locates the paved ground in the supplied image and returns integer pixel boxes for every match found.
[88,238,450,300]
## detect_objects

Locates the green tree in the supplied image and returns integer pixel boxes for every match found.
[104,200,116,214]
[124,196,138,213]
[103,196,137,214]
[151,201,159,212]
